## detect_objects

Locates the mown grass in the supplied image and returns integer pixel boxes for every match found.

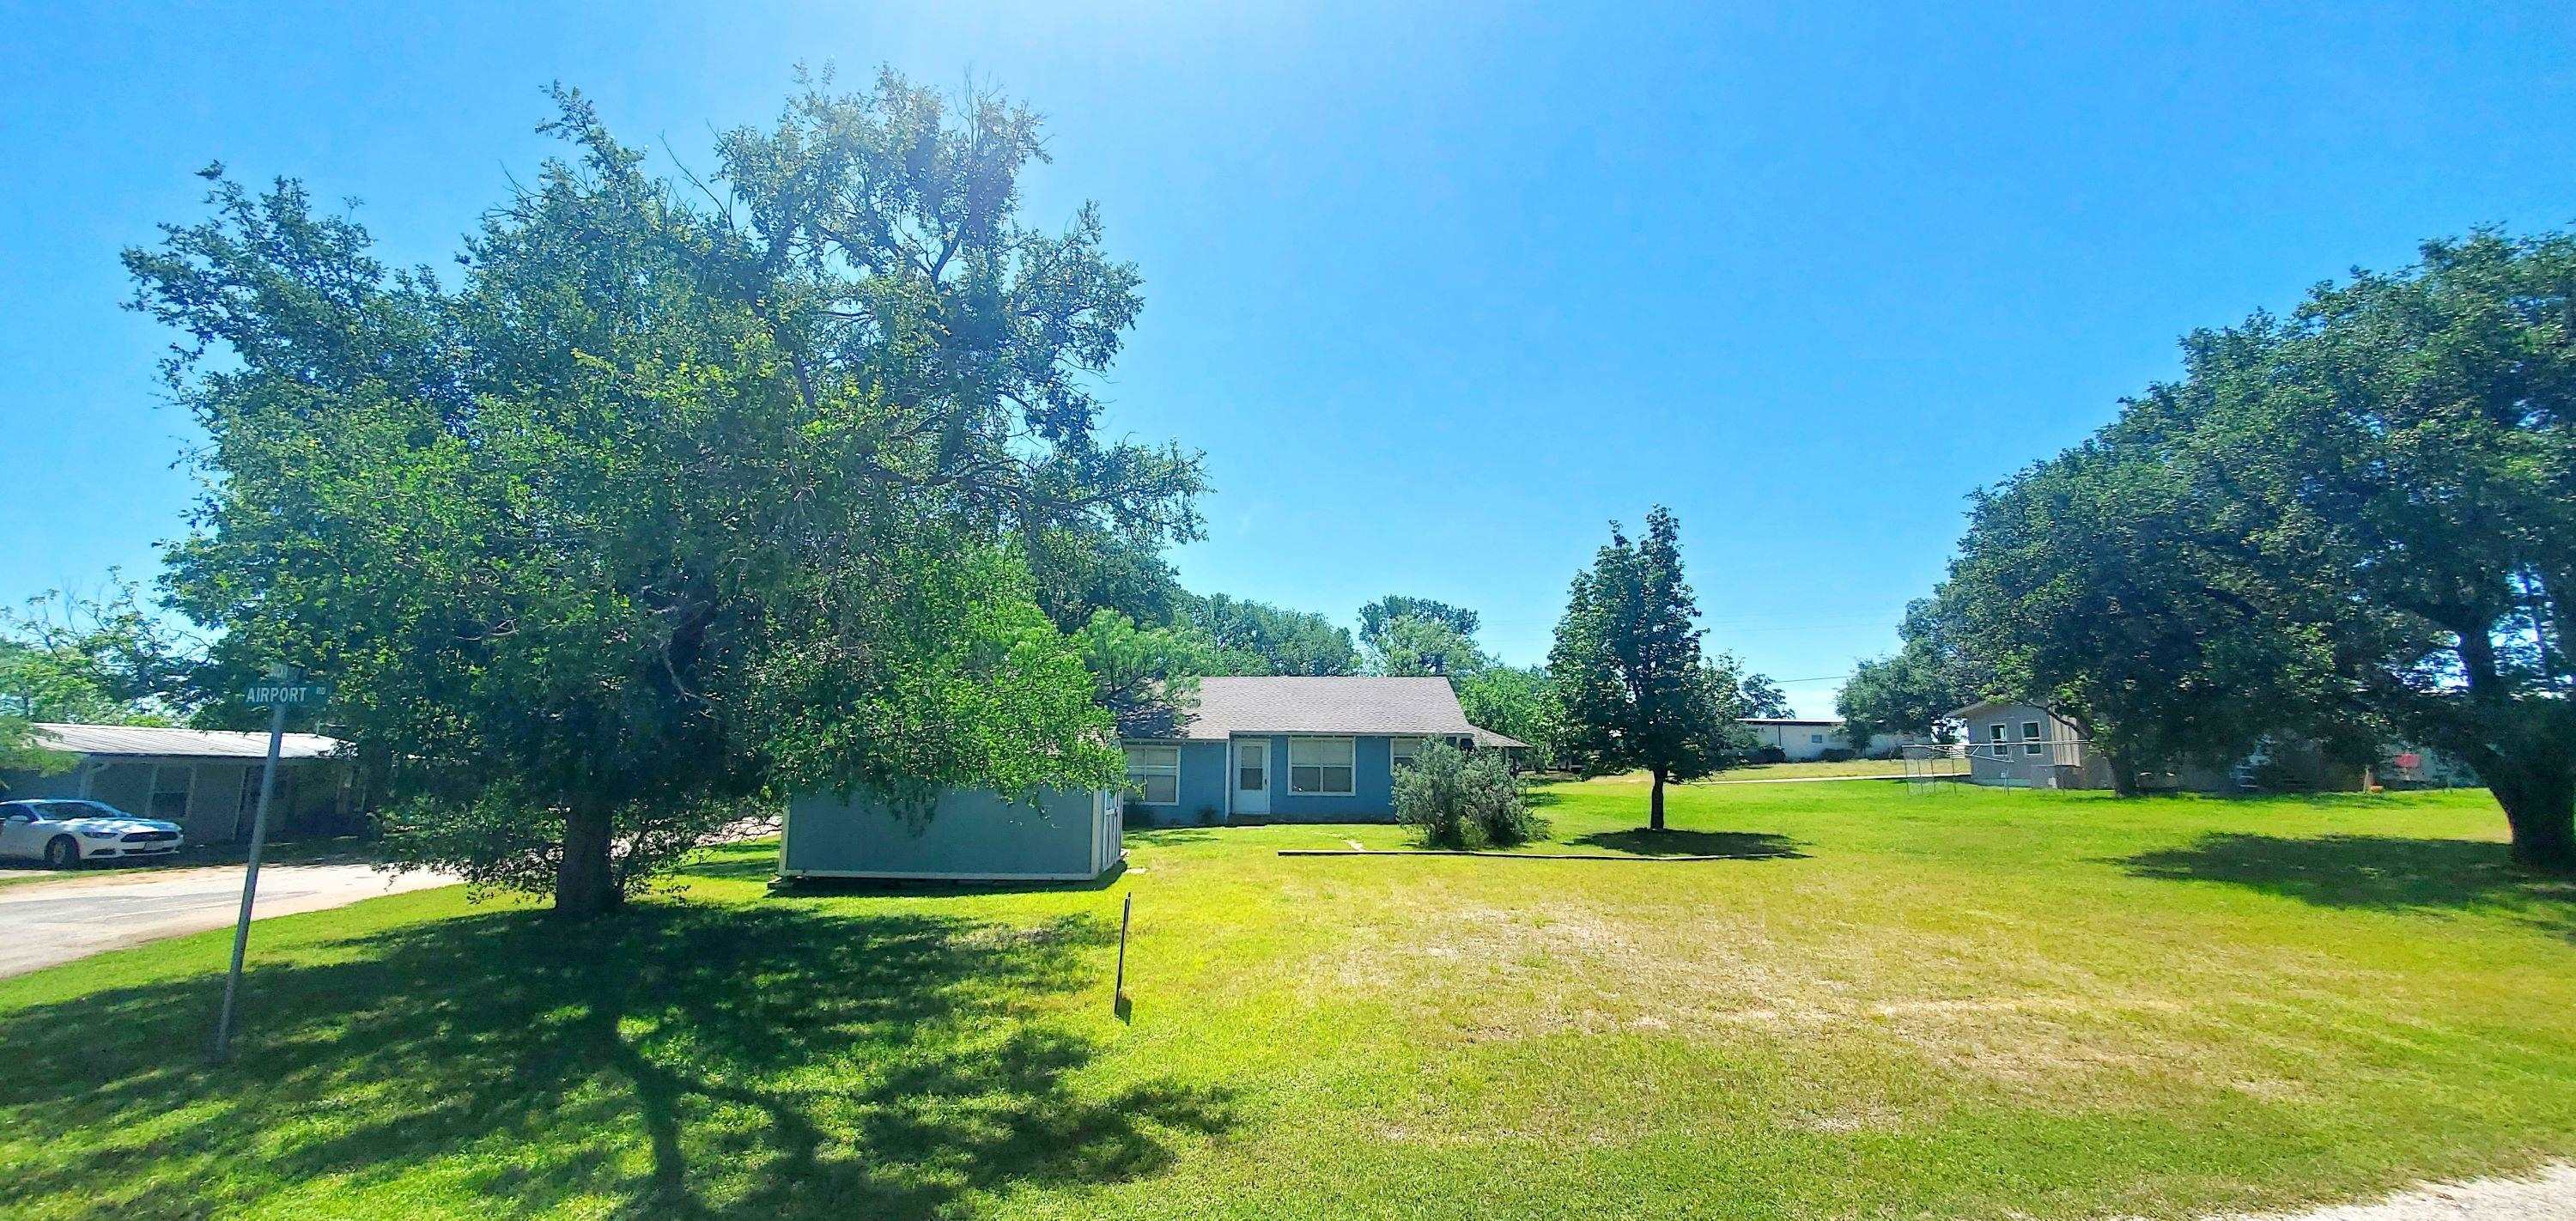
[1703,757,1915,779]
[2,780,2571,1218]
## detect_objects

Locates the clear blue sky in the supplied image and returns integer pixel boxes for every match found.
[4,2,2571,714]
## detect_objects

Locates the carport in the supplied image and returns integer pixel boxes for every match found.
[2,723,358,844]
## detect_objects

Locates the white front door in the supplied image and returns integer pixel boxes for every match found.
[1232,738,1270,817]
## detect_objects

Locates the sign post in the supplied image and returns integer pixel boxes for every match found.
[211,669,331,1062]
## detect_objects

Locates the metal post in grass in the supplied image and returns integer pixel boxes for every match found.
[1113,892,1133,1022]
[211,667,330,1062]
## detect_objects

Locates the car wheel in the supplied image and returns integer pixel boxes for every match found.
[44,836,80,869]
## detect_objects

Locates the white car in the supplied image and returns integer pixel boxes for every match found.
[0,800,186,868]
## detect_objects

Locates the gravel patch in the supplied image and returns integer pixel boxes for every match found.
[2198,1163,2576,1221]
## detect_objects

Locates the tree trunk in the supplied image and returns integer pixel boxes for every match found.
[1649,768,1667,832]
[2105,749,2141,797]
[555,802,622,920]
[2488,761,2576,873]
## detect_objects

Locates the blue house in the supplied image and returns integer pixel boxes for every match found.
[1116,676,1525,826]
[776,676,1525,884]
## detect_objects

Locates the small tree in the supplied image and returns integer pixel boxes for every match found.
[1735,665,1794,720]
[1547,507,1743,829]
[1394,739,1541,849]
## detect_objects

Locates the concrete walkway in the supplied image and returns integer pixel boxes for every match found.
[0,862,459,978]
[2193,1163,2576,1221]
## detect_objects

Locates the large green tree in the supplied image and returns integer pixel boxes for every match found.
[1364,615,1493,678]
[1547,507,1746,829]
[1357,596,1479,654]
[1454,664,1557,768]
[0,576,201,726]
[1942,229,2576,865]
[1942,438,2374,792]
[130,74,1203,916]
[1181,592,1358,676]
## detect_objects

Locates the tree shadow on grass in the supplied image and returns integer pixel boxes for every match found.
[2117,833,2576,935]
[1563,829,1809,860]
[0,894,1230,1218]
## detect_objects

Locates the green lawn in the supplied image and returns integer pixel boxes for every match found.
[1703,757,1915,779]
[3,781,2572,1218]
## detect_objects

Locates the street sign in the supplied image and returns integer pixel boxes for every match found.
[213,669,328,1060]
[244,681,331,707]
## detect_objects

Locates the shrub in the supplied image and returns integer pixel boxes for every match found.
[1395,740,1546,849]
[1818,747,1856,762]
[1754,745,1789,764]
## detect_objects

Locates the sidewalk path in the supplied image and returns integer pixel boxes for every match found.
[2190,1163,2576,1221]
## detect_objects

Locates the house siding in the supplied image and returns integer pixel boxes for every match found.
[1255,733,1398,822]
[781,787,1121,880]
[0,753,350,842]
[1959,703,2109,789]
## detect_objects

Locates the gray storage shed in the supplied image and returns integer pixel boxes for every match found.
[780,787,1123,883]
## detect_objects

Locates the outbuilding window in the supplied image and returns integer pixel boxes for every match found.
[2022,720,2044,756]
[1123,745,1180,806]
[1289,737,1356,795]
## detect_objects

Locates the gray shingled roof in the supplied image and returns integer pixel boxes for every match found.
[32,723,346,760]
[1120,677,1527,747]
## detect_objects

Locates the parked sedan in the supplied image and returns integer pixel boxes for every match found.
[0,800,186,868]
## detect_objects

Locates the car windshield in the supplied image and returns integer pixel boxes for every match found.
[37,801,124,820]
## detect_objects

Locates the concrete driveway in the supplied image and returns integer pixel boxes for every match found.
[0,862,459,978]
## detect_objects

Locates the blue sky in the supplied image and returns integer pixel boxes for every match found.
[4,2,2571,714]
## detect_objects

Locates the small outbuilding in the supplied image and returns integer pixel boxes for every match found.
[779,787,1125,884]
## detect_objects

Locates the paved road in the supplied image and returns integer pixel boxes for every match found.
[0,863,459,978]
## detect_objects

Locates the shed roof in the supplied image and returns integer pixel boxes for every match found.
[1119,677,1527,748]
[32,722,346,761]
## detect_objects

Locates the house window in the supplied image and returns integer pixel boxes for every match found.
[1808,733,1825,744]
[1288,737,1356,796]
[1123,745,1180,806]
[1389,737,1425,768]
[150,763,192,821]
[2022,720,2044,756]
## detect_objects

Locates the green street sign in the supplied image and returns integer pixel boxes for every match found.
[244,682,331,708]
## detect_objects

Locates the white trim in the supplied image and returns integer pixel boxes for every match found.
[1231,737,1271,817]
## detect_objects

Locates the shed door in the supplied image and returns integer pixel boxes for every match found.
[1232,738,1269,817]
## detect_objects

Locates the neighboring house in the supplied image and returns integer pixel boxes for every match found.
[778,676,1526,882]
[1944,701,2117,790]
[0,723,359,843]
[1942,701,2388,793]
[1117,676,1527,826]
[1736,718,1921,761]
